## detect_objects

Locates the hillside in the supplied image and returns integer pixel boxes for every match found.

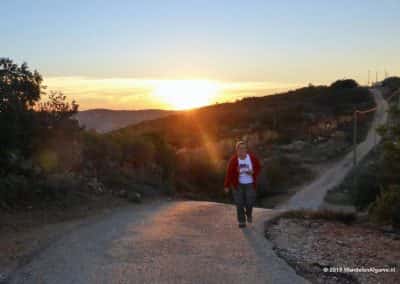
[74,109,175,133]
[114,82,375,150]
[108,81,375,200]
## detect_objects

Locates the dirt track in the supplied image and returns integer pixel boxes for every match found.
[278,88,388,210]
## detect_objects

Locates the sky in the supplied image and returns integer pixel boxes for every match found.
[2,0,400,110]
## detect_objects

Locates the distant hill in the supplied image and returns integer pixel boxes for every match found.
[113,82,375,149]
[74,109,175,133]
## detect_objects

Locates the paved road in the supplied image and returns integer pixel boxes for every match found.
[279,88,388,210]
[7,201,308,284]
[5,88,387,284]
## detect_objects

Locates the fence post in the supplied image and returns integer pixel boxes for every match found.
[398,91,400,110]
[353,109,358,166]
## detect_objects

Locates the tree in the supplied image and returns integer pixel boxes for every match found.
[382,77,400,91]
[369,105,400,226]
[33,91,81,172]
[0,58,44,160]
[330,79,359,89]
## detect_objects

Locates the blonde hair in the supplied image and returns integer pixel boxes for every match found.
[235,140,247,150]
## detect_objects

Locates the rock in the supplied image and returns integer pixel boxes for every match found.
[0,273,6,282]
[117,189,128,198]
[127,192,142,203]
[280,140,308,152]
[87,178,105,194]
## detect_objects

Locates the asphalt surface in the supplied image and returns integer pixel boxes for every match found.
[279,88,388,210]
[6,201,308,284]
[5,88,387,284]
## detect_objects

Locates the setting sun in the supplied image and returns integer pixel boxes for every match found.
[152,80,220,110]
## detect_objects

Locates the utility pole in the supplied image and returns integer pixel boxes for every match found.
[398,92,400,111]
[368,70,370,86]
[353,110,358,166]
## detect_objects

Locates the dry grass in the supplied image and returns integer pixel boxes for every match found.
[279,209,356,225]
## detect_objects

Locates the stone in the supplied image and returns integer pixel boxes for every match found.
[128,192,142,203]
[117,189,128,198]
[87,178,105,194]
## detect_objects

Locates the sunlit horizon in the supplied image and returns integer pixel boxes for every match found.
[44,77,301,111]
[4,0,399,110]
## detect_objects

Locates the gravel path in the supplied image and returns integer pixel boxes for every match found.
[278,88,388,210]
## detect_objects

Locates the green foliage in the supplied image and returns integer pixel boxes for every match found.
[366,102,400,226]
[382,76,400,91]
[330,79,359,89]
[0,59,379,208]
[0,174,29,208]
[0,58,80,172]
[38,173,83,202]
[115,79,374,149]
[369,185,400,227]
[174,151,225,199]
[0,58,43,156]
[0,59,82,208]
[350,163,382,210]
[0,172,83,208]
[264,156,313,191]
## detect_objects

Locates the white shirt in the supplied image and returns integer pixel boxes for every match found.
[238,154,254,184]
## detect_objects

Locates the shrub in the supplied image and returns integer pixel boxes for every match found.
[369,185,400,227]
[264,155,313,192]
[330,79,359,89]
[0,174,29,208]
[174,150,225,199]
[350,163,381,210]
[280,209,356,225]
[382,76,400,91]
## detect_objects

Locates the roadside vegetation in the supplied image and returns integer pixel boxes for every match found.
[325,78,400,227]
[0,58,175,211]
[277,209,356,225]
[1,58,376,213]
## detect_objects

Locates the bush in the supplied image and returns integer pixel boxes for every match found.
[350,163,381,210]
[369,185,400,227]
[0,172,85,209]
[280,209,356,225]
[42,173,82,196]
[382,77,400,91]
[264,156,313,192]
[0,174,29,208]
[330,79,359,89]
[174,150,225,199]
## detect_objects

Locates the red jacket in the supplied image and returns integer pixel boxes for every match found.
[224,152,261,190]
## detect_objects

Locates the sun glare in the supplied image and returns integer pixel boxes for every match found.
[152,80,219,110]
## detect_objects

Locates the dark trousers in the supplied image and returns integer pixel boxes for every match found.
[232,183,256,223]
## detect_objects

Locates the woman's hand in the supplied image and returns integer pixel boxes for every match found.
[224,187,230,193]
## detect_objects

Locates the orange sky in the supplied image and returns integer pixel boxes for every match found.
[44,77,300,110]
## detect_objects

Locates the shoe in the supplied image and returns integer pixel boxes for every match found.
[238,222,246,228]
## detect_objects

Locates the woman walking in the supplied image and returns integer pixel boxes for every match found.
[224,141,261,228]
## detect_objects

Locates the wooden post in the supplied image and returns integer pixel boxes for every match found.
[398,91,400,110]
[353,110,358,166]
[273,112,277,130]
